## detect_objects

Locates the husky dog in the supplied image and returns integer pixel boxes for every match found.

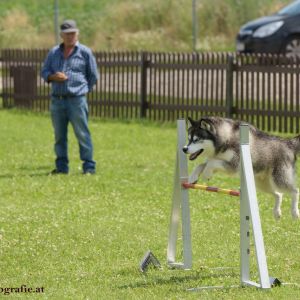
[183,116,300,219]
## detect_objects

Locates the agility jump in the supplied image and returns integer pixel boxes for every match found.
[167,119,278,290]
[182,182,240,197]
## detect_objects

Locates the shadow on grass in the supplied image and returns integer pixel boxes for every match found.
[0,172,50,179]
[0,166,95,179]
[0,165,51,179]
[118,269,239,290]
[18,165,51,171]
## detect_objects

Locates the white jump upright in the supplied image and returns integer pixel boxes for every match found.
[167,119,192,269]
[239,124,270,289]
[167,119,271,289]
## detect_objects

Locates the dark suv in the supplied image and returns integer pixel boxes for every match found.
[236,0,300,57]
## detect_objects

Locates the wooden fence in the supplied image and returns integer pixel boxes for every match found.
[1,49,300,133]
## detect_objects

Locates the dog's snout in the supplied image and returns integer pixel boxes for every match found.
[182,146,188,153]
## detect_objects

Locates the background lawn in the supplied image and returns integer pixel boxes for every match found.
[0,110,300,299]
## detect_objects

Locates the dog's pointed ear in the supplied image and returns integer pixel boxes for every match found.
[186,117,194,128]
[187,117,196,128]
[200,118,216,134]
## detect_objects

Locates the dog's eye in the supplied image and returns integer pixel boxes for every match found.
[193,137,200,142]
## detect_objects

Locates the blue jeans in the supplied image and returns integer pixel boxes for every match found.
[50,95,96,173]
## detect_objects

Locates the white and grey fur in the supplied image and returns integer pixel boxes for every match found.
[183,116,300,219]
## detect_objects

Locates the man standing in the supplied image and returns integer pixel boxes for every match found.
[41,20,99,175]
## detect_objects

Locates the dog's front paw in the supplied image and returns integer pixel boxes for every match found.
[291,208,300,219]
[202,170,213,182]
[188,164,206,184]
[273,208,282,220]
[188,173,199,184]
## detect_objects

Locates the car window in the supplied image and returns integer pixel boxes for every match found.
[277,0,300,15]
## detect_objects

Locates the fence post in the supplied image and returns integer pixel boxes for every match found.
[140,51,149,118]
[226,54,234,118]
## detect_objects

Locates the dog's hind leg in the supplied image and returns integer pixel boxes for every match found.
[273,192,283,220]
[189,163,206,183]
[291,188,299,219]
[271,164,299,219]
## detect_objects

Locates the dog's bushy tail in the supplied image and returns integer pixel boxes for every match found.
[290,135,300,154]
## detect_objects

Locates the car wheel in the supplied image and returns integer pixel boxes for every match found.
[283,37,300,58]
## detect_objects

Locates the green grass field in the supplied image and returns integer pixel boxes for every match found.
[0,109,300,299]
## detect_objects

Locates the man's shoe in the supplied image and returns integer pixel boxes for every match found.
[83,169,95,175]
[49,169,68,175]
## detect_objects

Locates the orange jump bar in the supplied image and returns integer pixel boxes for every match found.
[182,182,240,197]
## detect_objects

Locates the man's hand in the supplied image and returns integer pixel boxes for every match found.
[48,72,68,82]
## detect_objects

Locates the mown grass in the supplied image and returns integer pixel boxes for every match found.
[0,109,300,299]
